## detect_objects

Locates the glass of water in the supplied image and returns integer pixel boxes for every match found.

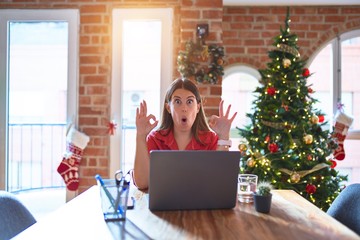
[238,174,258,203]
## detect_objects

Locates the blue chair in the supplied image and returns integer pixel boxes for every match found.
[327,183,360,235]
[0,191,37,240]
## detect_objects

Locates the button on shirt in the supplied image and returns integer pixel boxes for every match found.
[147,129,218,152]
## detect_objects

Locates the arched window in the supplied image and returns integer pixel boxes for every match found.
[308,29,360,184]
[222,65,261,151]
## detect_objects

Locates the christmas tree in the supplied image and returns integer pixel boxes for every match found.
[237,8,347,211]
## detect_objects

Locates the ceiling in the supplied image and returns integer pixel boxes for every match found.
[223,0,360,6]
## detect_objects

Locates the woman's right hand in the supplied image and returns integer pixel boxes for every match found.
[136,100,158,139]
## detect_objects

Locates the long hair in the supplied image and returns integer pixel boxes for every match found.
[158,78,211,144]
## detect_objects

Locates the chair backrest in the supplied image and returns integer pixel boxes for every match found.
[0,191,37,240]
[327,183,360,236]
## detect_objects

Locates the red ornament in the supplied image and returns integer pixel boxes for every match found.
[306,184,317,194]
[307,154,313,161]
[318,115,324,123]
[268,143,279,153]
[267,87,276,96]
[308,87,313,93]
[265,135,270,143]
[108,120,117,135]
[302,68,310,77]
[330,160,337,169]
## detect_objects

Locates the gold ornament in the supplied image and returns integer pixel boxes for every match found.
[238,144,247,152]
[290,172,301,183]
[311,115,319,124]
[282,58,291,68]
[247,158,256,168]
[303,134,313,144]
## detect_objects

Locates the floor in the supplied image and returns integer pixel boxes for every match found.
[14,188,66,221]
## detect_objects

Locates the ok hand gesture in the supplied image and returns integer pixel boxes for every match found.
[208,100,237,140]
[136,100,158,139]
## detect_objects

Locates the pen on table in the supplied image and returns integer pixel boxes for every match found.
[95,174,116,210]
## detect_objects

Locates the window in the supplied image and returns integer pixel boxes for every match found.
[222,65,261,151]
[111,9,173,175]
[308,29,360,184]
[0,10,78,191]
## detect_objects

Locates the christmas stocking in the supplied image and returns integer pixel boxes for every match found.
[57,126,90,191]
[333,111,354,161]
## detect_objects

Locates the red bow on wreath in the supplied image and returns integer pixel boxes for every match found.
[108,120,117,135]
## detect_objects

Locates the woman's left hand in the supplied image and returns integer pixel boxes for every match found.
[208,100,237,140]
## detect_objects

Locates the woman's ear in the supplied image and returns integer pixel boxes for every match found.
[166,103,171,114]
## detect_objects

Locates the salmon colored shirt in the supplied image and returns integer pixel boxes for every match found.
[147,129,218,152]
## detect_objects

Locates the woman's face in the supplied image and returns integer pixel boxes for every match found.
[166,88,200,132]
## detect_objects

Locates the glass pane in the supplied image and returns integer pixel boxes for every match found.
[122,20,161,171]
[8,21,68,191]
[341,37,360,131]
[222,71,260,151]
[308,44,333,128]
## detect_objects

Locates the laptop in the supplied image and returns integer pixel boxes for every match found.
[149,150,240,211]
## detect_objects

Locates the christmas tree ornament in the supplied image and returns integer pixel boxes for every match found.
[290,172,301,183]
[268,143,279,153]
[302,68,310,77]
[332,110,354,160]
[238,143,247,152]
[57,126,90,191]
[303,134,313,144]
[247,158,256,168]
[307,154,313,161]
[330,160,337,169]
[311,115,319,124]
[308,87,314,93]
[306,184,317,194]
[265,135,270,143]
[282,58,291,68]
[266,87,276,96]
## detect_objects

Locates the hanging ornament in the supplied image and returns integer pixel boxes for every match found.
[238,143,247,152]
[308,87,314,93]
[266,87,276,96]
[281,103,289,111]
[303,134,313,144]
[330,160,337,169]
[282,58,291,68]
[268,143,279,153]
[307,154,313,161]
[318,115,324,123]
[265,135,270,143]
[290,172,301,183]
[306,184,317,194]
[247,158,256,168]
[311,115,319,124]
[302,68,310,77]
[107,120,117,135]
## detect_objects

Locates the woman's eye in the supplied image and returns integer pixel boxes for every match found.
[174,99,181,104]
[187,99,193,105]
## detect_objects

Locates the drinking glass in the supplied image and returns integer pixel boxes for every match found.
[238,174,258,203]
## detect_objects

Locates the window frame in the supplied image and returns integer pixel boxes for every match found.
[110,8,173,175]
[0,9,79,190]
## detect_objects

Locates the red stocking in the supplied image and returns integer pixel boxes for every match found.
[333,112,353,161]
[57,127,90,191]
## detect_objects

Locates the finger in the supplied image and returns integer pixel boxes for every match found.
[219,100,224,116]
[224,104,231,118]
[136,107,140,118]
[229,112,237,123]
[143,100,148,116]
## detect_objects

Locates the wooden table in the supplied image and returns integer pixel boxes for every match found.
[15,186,359,240]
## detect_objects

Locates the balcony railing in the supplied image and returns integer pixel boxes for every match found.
[8,123,67,192]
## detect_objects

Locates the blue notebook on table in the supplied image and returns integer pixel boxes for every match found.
[149,150,240,211]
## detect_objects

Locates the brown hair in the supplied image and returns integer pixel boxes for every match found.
[158,78,211,144]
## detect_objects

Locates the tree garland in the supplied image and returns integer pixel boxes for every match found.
[177,39,225,84]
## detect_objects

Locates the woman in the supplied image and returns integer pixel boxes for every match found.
[133,78,237,190]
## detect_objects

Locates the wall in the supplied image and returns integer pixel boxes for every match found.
[1,2,359,193]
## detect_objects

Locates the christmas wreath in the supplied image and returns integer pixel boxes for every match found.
[177,40,225,84]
